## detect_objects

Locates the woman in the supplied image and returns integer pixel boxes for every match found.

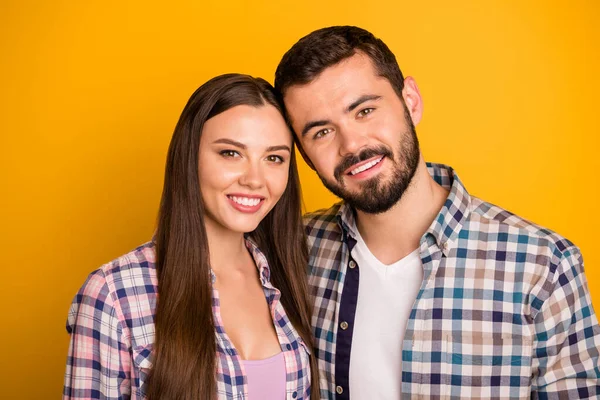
[63,74,319,399]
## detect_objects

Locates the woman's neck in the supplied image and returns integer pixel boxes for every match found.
[204,221,254,277]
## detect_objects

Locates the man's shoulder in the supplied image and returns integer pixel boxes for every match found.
[303,201,344,232]
[469,197,578,256]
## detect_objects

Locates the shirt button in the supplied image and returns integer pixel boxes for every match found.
[441,242,448,251]
[286,344,291,350]
[292,392,297,398]
[340,321,349,330]
[336,385,344,394]
[349,260,356,269]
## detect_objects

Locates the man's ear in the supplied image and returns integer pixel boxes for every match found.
[401,76,423,126]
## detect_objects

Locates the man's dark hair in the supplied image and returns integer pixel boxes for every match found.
[275,26,405,98]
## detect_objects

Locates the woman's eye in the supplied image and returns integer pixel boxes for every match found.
[314,128,332,139]
[266,155,284,163]
[357,108,374,118]
[220,150,240,158]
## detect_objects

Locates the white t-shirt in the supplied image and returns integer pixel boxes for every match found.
[348,227,423,400]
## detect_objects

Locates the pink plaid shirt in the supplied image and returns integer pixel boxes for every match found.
[63,238,311,399]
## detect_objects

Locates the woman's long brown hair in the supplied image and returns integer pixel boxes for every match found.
[147,74,320,399]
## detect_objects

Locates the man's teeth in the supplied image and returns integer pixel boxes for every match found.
[350,157,383,175]
[229,196,261,206]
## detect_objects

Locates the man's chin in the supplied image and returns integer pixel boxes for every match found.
[324,184,384,206]
[342,170,388,186]
[320,175,405,213]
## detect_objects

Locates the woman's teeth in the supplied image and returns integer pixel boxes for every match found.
[229,196,261,206]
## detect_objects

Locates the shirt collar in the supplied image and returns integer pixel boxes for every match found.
[244,235,272,286]
[336,162,471,253]
[208,235,272,286]
[422,163,471,252]
[338,200,358,239]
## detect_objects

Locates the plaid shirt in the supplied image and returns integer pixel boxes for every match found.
[64,238,311,399]
[305,163,600,399]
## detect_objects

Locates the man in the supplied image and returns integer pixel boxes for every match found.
[274,26,600,399]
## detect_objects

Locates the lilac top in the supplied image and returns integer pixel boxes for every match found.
[243,352,286,400]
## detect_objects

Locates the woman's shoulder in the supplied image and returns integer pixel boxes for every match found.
[69,241,158,338]
[98,241,157,287]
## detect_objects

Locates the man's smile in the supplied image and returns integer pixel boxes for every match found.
[346,155,385,176]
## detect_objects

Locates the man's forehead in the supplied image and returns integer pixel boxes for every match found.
[285,53,377,96]
[283,54,386,120]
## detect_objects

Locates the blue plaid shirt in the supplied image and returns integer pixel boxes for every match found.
[305,163,600,399]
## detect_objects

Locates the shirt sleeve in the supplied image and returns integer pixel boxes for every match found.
[63,269,131,399]
[532,246,600,399]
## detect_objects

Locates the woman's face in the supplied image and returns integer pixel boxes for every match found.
[198,104,292,236]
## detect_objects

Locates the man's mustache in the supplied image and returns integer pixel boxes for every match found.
[334,145,394,182]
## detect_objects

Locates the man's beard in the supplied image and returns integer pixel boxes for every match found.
[318,112,420,214]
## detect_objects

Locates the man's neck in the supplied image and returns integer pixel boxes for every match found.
[354,159,449,265]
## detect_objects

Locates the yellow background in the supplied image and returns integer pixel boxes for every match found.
[1,0,598,397]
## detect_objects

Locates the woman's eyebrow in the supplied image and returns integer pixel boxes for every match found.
[213,138,290,153]
[212,138,246,149]
[266,145,291,152]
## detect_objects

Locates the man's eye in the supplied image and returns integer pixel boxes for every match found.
[314,128,332,139]
[220,150,240,158]
[266,155,284,163]
[357,108,375,118]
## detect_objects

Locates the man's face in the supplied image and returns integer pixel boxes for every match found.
[283,52,422,214]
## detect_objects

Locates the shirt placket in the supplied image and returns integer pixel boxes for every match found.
[211,284,249,399]
[332,234,354,399]
[265,279,306,399]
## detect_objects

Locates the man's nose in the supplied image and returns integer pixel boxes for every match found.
[337,125,369,157]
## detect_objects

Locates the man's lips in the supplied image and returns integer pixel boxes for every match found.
[333,145,393,181]
[344,156,385,176]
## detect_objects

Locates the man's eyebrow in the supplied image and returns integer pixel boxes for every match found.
[266,145,291,152]
[301,119,331,137]
[299,95,381,138]
[212,138,246,149]
[346,95,382,113]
